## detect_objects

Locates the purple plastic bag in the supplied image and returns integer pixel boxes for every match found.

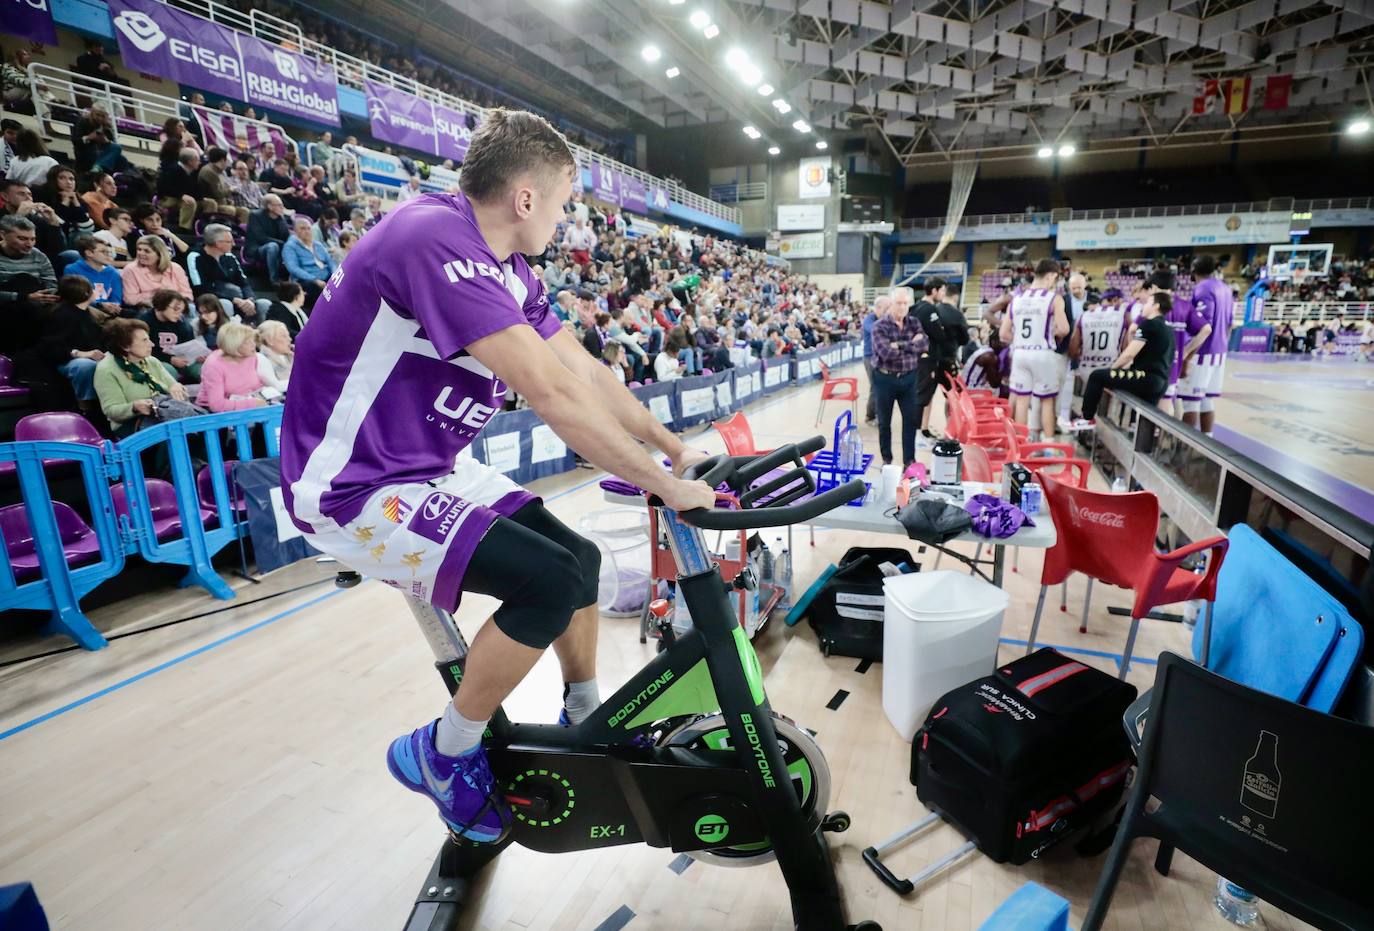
[965,493,1034,539]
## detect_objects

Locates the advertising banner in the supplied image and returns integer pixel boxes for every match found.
[191,104,290,156]
[237,34,339,125]
[365,79,438,155]
[3,0,57,45]
[109,0,245,100]
[591,163,621,206]
[899,220,1053,243]
[798,156,831,199]
[433,103,474,162]
[1056,212,1292,250]
[621,176,647,213]
[648,184,670,213]
[777,231,825,259]
[777,204,825,231]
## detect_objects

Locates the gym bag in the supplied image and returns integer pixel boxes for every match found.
[808,546,917,660]
[912,648,1137,864]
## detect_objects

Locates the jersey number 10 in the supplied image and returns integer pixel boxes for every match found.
[1089,330,1111,352]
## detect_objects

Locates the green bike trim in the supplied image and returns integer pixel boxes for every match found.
[732,626,766,706]
[621,659,720,730]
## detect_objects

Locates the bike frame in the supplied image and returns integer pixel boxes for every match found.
[402,502,850,930]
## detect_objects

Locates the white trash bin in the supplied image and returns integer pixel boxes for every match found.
[881,570,1010,741]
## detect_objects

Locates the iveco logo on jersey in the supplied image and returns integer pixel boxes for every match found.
[442,259,505,285]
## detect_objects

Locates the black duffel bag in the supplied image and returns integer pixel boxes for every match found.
[808,546,918,660]
[912,647,1137,864]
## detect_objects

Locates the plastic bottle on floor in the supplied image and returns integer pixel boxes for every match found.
[1214,878,1261,926]
[774,540,792,614]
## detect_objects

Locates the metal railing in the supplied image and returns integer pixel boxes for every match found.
[709,182,768,204]
[28,63,297,157]
[154,0,738,224]
[1261,301,1373,323]
[900,196,1374,232]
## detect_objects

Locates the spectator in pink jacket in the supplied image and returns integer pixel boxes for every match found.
[197,322,267,411]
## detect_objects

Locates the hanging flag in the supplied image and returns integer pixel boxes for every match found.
[1192,79,1219,115]
[1262,74,1292,110]
[1222,77,1250,115]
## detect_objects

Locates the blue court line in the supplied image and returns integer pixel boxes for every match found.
[0,587,342,743]
[999,637,1159,668]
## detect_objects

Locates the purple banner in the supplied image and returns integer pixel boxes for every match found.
[591,163,621,206]
[365,79,438,156]
[3,0,57,45]
[433,103,474,162]
[108,0,244,100]
[238,34,339,126]
[648,184,670,214]
[621,176,647,214]
[1236,327,1273,353]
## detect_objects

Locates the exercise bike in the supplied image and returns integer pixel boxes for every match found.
[338,438,878,930]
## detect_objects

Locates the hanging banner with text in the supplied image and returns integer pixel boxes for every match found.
[1056,211,1292,251]
[649,184,670,214]
[3,0,57,45]
[591,163,621,207]
[621,176,647,213]
[364,80,476,161]
[108,0,339,125]
[237,33,339,125]
[777,231,825,259]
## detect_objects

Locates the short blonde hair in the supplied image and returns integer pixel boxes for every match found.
[136,234,171,273]
[256,319,290,346]
[217,322,256,358]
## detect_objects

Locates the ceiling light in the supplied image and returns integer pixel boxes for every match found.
[738,65,762,86]
[773,99,791,113]
[757,83,774,96]
[1037,146,1053,158]
[815,140,828,150]
[792,119,810,132]
[641,44,661,63]
[1057,143,1076,156]
[724,47,748,70]
[689,10,710,28]
[1348,118,1372,136]
[668,0,685,4]
[703,23,719,38]
[665,66,680,78]
[768,145,780,155]
[742,125,760,138]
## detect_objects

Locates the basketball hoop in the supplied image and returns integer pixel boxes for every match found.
[1291,267,1308,287]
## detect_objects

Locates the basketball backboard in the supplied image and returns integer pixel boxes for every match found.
[1265,243,1334,282]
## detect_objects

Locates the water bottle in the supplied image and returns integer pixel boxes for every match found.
[1214,878,1261,926]
[838,423,864,472]
[759,543,775,585]
[1111,476,1128,494]
[774,539,792,613]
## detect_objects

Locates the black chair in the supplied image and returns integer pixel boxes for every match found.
[1083,652,1374,931]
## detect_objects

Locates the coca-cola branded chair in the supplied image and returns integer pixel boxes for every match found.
[1025,477,1228,678]
[1082,652,1374,931]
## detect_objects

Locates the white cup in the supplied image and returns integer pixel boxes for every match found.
[879,464,901,506]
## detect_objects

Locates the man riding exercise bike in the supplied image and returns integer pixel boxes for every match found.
[280,109,717,843]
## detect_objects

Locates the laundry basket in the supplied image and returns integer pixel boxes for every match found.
[578,507,652,618]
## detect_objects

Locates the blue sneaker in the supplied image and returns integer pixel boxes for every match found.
[386,722,511,842]
[558,708,571,727]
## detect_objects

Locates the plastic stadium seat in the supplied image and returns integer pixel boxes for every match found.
[14,411,103,447]
[815,360,859,426]
[0,501,103,582]
[0,355,30,402]
[196,463,247,515]
[111,479,216,543]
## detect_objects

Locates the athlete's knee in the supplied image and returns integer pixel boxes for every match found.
[493,546,580,649]
[565,532,601,607]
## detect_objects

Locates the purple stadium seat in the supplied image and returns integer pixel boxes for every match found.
[196,463,247,515]
[0,355,30,402]
[111,479,216,543]
[0,501,102,582]
[15,411,104,446]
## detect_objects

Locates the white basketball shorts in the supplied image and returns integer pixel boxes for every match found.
[1009,349,1063,398]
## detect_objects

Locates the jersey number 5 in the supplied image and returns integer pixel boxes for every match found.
[1020,317,1034,340]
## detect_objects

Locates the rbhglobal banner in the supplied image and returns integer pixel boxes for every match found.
[365,80,476,163]
[107,0,340,125]
[1056,211,1291,250]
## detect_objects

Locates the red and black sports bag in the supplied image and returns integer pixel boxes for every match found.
[911,647,1137,864]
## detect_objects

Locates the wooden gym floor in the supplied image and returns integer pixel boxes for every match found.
[0,366,1334,931]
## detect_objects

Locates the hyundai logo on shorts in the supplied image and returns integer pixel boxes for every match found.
[422,492,455,521]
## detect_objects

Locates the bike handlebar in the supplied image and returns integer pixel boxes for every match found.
[672,437,867,530]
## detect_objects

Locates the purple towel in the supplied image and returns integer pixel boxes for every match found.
[965,493,1034,539]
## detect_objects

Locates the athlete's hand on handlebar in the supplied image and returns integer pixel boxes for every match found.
[670,446,711,479]
[660,476,718,513]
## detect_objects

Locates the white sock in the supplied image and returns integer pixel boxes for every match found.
[434,702,488,757]
[563,678,600,725]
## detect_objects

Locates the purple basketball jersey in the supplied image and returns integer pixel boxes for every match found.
[1192,276,1234,357]
[280,192,559,533]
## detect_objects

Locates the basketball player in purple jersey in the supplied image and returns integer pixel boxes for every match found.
[1180,254,1233,435]
[280,111,716,842]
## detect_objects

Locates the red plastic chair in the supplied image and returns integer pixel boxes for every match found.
[1027,476,1229,678]
[961,444,995,482]
[814,360,859,426]
[712,410,772,457]
[981,418,1075,474]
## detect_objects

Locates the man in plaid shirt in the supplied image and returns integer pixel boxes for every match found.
[871,288,929,467]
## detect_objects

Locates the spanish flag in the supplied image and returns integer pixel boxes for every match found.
[1221,77,1250,115]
